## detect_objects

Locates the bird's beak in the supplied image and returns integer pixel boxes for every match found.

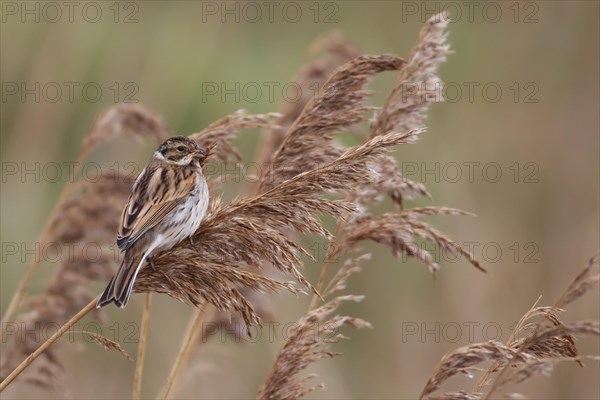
[194,148,208,165]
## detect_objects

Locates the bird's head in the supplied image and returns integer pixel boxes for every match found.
[154,136,207,167]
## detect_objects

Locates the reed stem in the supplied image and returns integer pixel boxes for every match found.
[0,295,99,392]
[133,292,152,399]
[161,306,206,399]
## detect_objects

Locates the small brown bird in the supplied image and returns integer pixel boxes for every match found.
[97,136,209,308]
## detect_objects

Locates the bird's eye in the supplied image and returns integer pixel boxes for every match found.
[176,146,185,152]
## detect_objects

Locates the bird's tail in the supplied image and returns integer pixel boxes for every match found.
[96,252,146,308]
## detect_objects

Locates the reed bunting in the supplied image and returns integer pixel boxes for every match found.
[97,136,209,308]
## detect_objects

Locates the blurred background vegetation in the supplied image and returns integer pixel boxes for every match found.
[1,1,598,399]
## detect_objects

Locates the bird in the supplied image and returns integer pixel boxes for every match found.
[97,136,209,308]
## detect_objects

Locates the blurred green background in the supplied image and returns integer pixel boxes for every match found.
[1,1,598,399]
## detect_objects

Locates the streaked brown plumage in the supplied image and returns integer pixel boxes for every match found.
[97,136,209,308]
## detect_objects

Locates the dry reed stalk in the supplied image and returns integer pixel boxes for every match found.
[0,296,99,393]
[161,306,206,400]
[133,292,152,400]
[483,320,599,400]
[420,254,599,400]
[0,105,167,329]
[183,34,360,350]
[199,19,453,366]
[146,131,393,396]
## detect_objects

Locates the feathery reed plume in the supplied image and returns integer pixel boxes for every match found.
[82,331,133,361]
[199,283,277,343]
[420,254,600,400]
[257,295,370,400]
[258,16,482,397]
[190,110,282,164]
[371,13,450,138]
[420,341,530,399]
[82,103,168,152]
[252,31,361,170]
[493,355,600,391]
[143,132,413,400]
[555,253,600,308]
[518,320,599,357]
[350,151,431,207]
[323,253,371,297]
[259,54,406,191]
[165,123,393,396]
[258,17,485,399]
[480,253,600,386]
[503,302,581,368]
[483,320,600,399]
[136,262,297,329]
[361,13,450,207]
[339,207,485,274]
[258,255,366,399]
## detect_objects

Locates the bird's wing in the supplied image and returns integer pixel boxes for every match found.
[117,164,196,251]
